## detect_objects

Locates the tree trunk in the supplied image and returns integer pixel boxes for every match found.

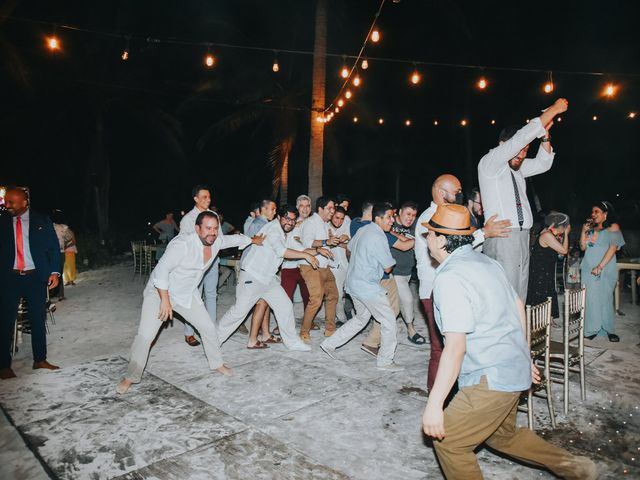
[308,0,327,202]
[280,151,289,206]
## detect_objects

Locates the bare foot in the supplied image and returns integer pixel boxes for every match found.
[116,379,132,394]
[215,365,234,377]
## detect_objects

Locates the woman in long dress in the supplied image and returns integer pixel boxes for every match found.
[580,201,625,342]
[527,212,571,320]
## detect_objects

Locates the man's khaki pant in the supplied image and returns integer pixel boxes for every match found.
[299,266,338,334]
[362,276,400,347]
[434,377,593,479]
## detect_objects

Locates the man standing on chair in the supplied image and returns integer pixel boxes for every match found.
[421,204,597,480]
[0,187,61,379]
[478,98,568,300]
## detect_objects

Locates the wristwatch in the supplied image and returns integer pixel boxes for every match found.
[541,136,550,143]
[321,240,327,247]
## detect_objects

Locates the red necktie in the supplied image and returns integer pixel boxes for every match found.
[16,216,25,271]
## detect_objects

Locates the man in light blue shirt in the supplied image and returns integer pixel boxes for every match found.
[421,204,596,480]
[320,203,403,371]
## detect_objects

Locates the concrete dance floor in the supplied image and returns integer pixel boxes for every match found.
[1,263,638,479]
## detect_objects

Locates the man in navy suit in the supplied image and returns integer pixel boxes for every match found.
[0,187,61,379]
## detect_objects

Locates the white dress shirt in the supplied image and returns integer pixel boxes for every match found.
[414,202,486,299]
[146,231,251,309]
[300,213,330,268]
[478,117,554,230]
[179,206,250,254]
[328,221,350,269]
[12,209,36,270]
[282,223,305,269]
[241,220,289,285]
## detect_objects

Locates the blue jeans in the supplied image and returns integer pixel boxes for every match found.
[184,258,219,336]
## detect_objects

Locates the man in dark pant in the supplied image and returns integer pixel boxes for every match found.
[0,187,61,379]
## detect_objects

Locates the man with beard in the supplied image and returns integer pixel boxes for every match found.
[217,205,331,351]
[478,98,568,300]
[466,188,484,229]
[327,206,350,324]
[414,175,511,393]
[116,212,263,394]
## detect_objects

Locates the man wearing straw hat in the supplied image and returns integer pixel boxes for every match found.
[421,203,596,479]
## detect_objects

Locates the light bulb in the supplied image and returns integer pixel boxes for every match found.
[205,54,215,68]
[353,116,358,123]
[405,119,411,126]
[604,83,616,97]
[460,119,467,126]
[337,98,344,107]
[477,77,487,89]
[433,120,438,126]
[121,49,129,61]
[410,71,421,85]
[361,58,369,70]
[340,66,349,78]
[46,36,60,51]
[353,75,361,87]
[316,115,324,123]
[378,118,384,125]
[272,61,279,72]
[345,90,352,99]
[629,112,637,119]
[335,107,340,113]
[592,115,598,121]
[491,119,496,125]
[371,30,380,43]
[543,82,554,93]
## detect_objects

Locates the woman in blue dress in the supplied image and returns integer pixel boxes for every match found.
[579,201,625,342]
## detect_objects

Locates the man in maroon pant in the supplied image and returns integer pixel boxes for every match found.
[414,175,511,392]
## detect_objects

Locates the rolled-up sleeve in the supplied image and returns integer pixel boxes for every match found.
[300,220,317,249]
[520,144,555,178]
[153,242,185,290]
[433,272,475,334]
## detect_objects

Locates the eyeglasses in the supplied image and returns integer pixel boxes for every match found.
[281,216,296,224]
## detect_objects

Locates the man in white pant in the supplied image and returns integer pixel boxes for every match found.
[328,205,350,323]
[321,203,403,372]
[217,205,332,351]
[116,212,260,394]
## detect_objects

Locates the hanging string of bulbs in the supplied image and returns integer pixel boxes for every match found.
[5,12,636,124]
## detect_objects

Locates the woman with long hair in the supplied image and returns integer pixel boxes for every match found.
[580,201,625,342]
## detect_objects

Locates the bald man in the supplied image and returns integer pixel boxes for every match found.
[1,187,61,379]
[414,174,511,392]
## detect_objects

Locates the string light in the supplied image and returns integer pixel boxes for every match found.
[477,76,488,90]
[353,116,359,123]
[121,49,129,61]
[592,115,598,121]
[410,68,421,85]
[557,116,563,122]
[340,65,349,79]
[334,107,340,113]
[345,90,352,99]
[604,83,617,97]
[371,29,380,43]
[316,115,324,123]
[378,117,384,125]
[204,48,215,68]
[337,98,344,107]
[405,119,412,126]
[491,119,496,125]
[361,58,369,70]
[46,35,60,51]
[353,75,361,87]
[630,112,637,119]
[543,71,554,93]
[272,51,279,72]
[433,120,438,126]
[460,119,467,126]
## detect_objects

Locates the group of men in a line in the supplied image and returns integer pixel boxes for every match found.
[1,97,596,478]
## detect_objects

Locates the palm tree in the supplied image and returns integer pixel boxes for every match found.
[307,0,327,201]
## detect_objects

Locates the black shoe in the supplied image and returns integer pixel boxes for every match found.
[585,334,597,340]
[608,333,620,342]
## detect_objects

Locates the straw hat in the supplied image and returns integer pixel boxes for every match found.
[422,204,476,235]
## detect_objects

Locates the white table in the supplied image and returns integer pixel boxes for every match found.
[615,258,640,314]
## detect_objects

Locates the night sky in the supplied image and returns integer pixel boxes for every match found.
[1,0,639,236]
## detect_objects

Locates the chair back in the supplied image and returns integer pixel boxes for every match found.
[526,297,552,361]
[564,287,586,344]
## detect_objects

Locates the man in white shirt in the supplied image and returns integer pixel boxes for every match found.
[298,196,341,342]
[116,212,261,394]
[217,205,332,351]
[478,98,568,300]
[321,203,403,371]
[280,195,312,310]
[327,206,350,323]
[415,174,511,392]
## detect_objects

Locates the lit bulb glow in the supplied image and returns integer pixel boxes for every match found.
[491,119,496,125]
[316,116,324,123]
[557,116,562,122]
[205,54,215,67]
[405,119,412,126]
[604,83,616,97]
[361,59,369,70]
[337,99,344,107]
[460,119,467,126]
[629,112,637,119]
[410,71,421,85]
[353,76,361,87]
[121,49,129,61]
[477,77,487,89]
[335,107,340,113]
[543,82,554,93]
[433,120,438,126]
[592,115,598,121]
[345,90,352,99]
[378,118,384,125]
[272,61,279,72]
[371,30,380,43]
[341,67,349,79]
[353,116,359,123]
[46,36,60,51]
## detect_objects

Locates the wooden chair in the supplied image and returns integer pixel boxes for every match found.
[131,240,145,278]
[549,287,586,415]
[519,297,556,429]
[142,244,157,277]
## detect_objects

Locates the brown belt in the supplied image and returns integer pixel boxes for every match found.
[12,269,36,275]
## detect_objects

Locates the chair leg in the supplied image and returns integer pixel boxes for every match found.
[546,379,556,428]
[11,320,18,356]
[527,388,534,430]
[564,363,569,415]
[580,356,586,401]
